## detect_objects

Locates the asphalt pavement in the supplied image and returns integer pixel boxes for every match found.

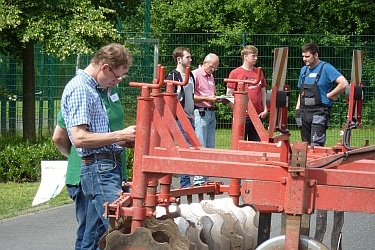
[1,177,374,249]
[0,204,76,249]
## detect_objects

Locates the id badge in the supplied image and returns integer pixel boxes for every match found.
[110,93,120,102]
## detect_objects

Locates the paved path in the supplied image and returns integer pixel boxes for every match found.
[1,178,374,249]
[0,204,76,249]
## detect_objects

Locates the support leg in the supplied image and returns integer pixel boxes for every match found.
[257,213,272,246]
[331,211,344,250]
[300,214,311,236]
[281,213,310,236]
[314,209,327,242]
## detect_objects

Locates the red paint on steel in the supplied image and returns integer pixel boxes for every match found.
[128,66,169,231]
[284,142,308,215]
[158,174,173,212]
[103,51,375,248]
[145,180,158,215]
[141,156,287,182]
[130,87,153,230]
[228,81,247,205]
[230,81,246,150]
[176,102,201,148]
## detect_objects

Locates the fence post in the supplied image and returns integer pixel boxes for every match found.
[38,53,45,137]
[47,55,55,134]
[9,59,17,135]
[1,55,7,135]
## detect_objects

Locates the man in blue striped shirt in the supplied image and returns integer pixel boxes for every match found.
[61,43,136,250]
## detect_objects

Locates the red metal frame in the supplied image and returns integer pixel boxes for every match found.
[104,53,375,248]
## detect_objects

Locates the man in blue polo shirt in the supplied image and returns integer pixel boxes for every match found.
[296,43,348,146]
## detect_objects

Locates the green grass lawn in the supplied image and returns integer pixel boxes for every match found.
[215,127,375,149]
[0,182,72,220]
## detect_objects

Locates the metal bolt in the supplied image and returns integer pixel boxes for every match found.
[261,152,268,161]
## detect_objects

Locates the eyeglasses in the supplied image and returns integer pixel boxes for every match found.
[207,63,218,71]
[108,66,129,80]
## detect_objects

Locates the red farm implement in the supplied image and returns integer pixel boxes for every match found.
[101,49,375,250]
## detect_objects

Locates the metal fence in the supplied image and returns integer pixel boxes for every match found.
[1,33,375,147]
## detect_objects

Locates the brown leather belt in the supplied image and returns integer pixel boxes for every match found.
[194,106,214,110]
[82,153,122,163]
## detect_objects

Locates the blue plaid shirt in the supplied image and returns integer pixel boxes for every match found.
[61,69,123,157]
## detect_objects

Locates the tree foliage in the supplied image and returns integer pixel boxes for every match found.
[1,0,375,141]
[0,0,124,59]
[143,0,375,35]
[0,0,131,141]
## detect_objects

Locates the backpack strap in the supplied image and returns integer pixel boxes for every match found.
[189,71,196,90]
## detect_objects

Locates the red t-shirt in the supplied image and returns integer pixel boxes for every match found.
[227,67,267,114]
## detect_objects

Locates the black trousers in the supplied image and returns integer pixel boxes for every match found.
[244,116,263,142]
[296,107,331,146]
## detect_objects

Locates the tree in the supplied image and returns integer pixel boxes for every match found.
[307,0,375,35]
[0,0,127,142]
[149,0,375,36]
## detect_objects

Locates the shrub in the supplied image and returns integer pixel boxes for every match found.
[0,136,64,182]
[125,149,134,181]
[0,135,135,183]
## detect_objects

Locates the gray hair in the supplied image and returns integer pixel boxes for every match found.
[204,53,218,63]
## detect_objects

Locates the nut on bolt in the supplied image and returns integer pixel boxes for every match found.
[308,180,316,187]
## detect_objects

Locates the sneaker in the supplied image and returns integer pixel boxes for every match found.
[193,182,205,186]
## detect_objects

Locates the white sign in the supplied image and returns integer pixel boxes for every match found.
[32,161,68,206]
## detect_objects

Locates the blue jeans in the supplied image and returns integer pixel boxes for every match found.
[177,117,195,187]
[194,109,216,148]
[66,184,89,250]
[80,159,122,250]
[194,109,216,185]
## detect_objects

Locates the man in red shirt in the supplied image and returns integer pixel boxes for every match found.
[226,45,268,141]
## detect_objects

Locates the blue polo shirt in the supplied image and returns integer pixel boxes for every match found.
[298,61,342,107]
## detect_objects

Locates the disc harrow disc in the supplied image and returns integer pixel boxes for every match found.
[145,216,190,249]
[104,227,172,250]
